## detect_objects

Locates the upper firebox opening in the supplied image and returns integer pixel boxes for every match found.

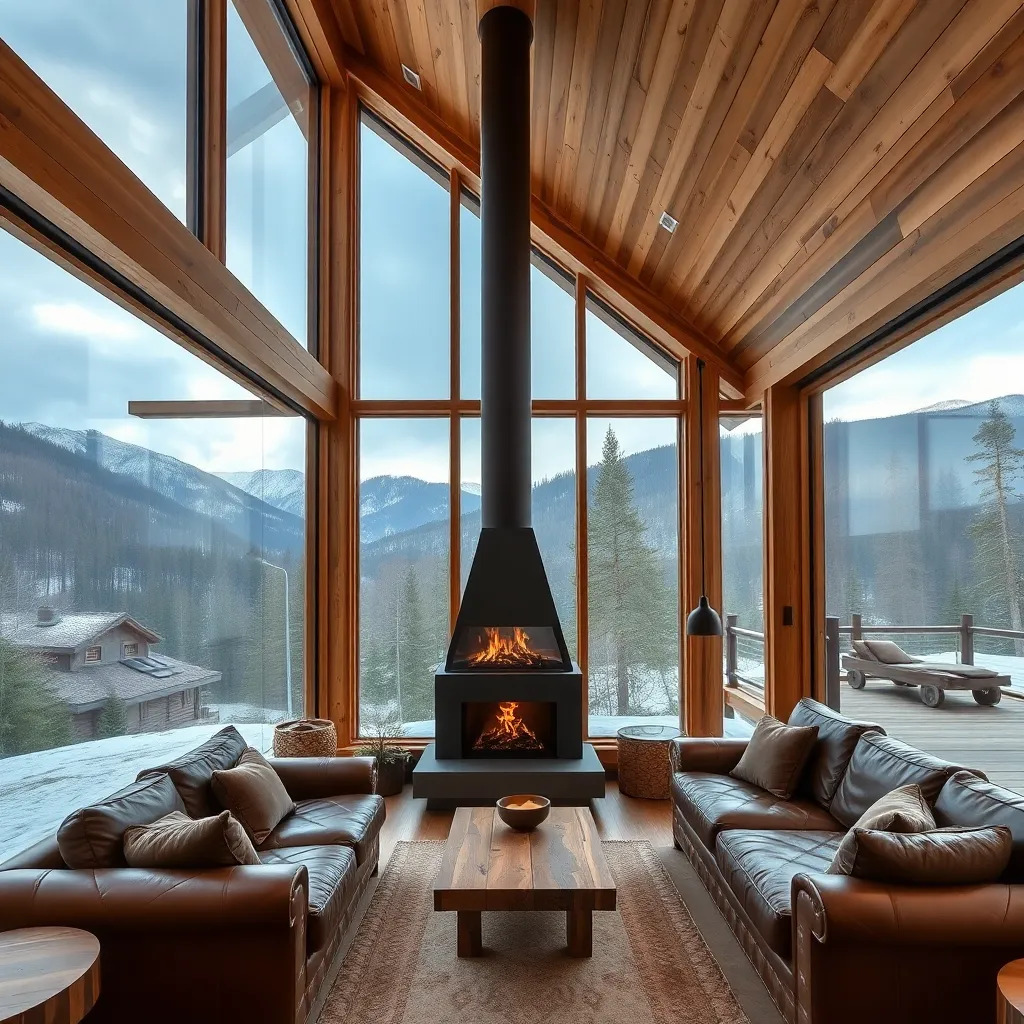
[450,626,563,671]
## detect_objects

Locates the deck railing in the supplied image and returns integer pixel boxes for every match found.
[724,612,1024,707]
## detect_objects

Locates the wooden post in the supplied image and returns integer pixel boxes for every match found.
[825,616,841,710]
[961,613,974,665]
[851,613,862,641]
[683,355,723,737]
[762,383,811,722]
[725,614,738,687]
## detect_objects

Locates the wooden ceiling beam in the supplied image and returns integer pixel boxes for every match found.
[284,0,351,86]
[0,38,336,419]
[344,46,745,396]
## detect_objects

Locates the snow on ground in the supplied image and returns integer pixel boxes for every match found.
[0,722,272,864]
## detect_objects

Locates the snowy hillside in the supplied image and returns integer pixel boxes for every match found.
[218,468,305,516]
[359,474,482,543]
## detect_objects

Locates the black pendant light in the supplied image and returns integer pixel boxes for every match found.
[686,359,723,637]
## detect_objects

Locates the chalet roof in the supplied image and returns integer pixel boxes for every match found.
[43,656,221,713]
[0,612,162,652]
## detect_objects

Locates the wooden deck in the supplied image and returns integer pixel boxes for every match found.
[841,683,1024,796]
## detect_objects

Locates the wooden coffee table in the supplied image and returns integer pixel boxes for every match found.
[434,805,616,958]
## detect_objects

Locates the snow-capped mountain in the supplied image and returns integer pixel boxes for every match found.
[217,469,305,517]
[360,475,482,543]
[17,422,303,551]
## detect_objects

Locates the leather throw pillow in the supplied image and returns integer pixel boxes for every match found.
[829,783,936,874]
[211,747,295,845]
[829,825,1012,884]
[729,715,819,799]
[123,810,260,868]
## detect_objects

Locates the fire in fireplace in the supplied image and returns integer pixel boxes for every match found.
[450,626,563,671]
[463,700,555,758]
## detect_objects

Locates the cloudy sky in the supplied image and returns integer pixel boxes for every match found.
[1,2,1022,486]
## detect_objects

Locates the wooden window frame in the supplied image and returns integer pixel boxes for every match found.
[84,646,102,664]
[348,111,694,746]
[122,642,139,658]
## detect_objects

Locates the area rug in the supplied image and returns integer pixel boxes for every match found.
[320,840,748,1024]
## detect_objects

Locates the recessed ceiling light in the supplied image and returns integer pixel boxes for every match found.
[659,211,678,233]
[401,65,422,90]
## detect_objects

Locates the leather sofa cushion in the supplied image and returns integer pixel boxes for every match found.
[715,829,841,959]
[829,732,980,828]
[828,825,1012,884]
[934,770,1024,882]
[788,698,884,808]
[729,715,818,799]
[212,748,295,845]
[57,773,185,868]
[138,726,248,817]
[259,845,356,953]
[123,810,260,868]
[259,795,386,865]
[672,771,840,852]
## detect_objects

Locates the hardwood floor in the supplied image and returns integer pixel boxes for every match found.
[378,781,673,870]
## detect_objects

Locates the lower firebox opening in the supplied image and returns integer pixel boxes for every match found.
[462,700,556,758]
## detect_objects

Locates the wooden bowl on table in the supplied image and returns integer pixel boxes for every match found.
[497,794,551,831]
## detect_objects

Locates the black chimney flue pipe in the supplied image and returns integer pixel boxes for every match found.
[479,4,533,529]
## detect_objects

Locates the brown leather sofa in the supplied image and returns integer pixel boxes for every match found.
[0,725,385,1024]
[671,698,1024,1024]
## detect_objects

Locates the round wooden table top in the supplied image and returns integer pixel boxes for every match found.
[0,927,100,1024]
[999,960,1024,1023]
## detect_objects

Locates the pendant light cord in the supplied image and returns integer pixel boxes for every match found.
[696,359,707,594]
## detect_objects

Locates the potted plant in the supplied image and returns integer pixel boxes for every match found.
[356,706,409,797]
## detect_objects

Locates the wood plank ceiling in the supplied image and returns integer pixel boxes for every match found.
[327,0,1024,397]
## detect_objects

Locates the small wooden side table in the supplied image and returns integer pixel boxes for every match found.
[999,959,1024,1024]
[0,927,100,1024]
[617,724,681,799]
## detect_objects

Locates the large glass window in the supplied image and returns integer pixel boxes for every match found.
[356,115,685,741]
[0,226,306,862]
[226,0,312,347]
[586,298,679,399]
[822,280,1024,793]
[721,416,764,693]
[0,0,189,220]
[359,116,450,398]
[358,419,449,735]
[587,418,679,733]
[459,206,576,400]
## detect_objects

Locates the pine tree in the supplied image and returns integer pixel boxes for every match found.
[0,638,71,757]
[967,401,1024,655]
[396,567,432,725]
[97,693,129,738]
[587,427,673,716]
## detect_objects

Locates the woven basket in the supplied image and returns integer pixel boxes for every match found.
[272,718,337,758]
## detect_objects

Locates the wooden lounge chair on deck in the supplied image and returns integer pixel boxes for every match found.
[841,638,1010,708]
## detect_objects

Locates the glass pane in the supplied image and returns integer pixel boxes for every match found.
[533,419,576,659]
[587,418,679,735]
[359,419,449,737]
[227,0,311,347]
[823,279,1024,793]
[460,417,481,593]
[0,0,188,220]
[721,416,764,692]
[360,118,450,398]
[460,197,575,400]
[0,226,306,862]
[586,297,678,399]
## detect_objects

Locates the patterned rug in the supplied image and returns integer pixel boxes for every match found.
[320,840,748,1024]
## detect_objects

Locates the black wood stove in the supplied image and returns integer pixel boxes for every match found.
[412,1,602,807]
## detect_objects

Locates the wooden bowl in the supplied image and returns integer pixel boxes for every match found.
[496,794,551,831]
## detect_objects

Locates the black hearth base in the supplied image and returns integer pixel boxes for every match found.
[412,742,605,809]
